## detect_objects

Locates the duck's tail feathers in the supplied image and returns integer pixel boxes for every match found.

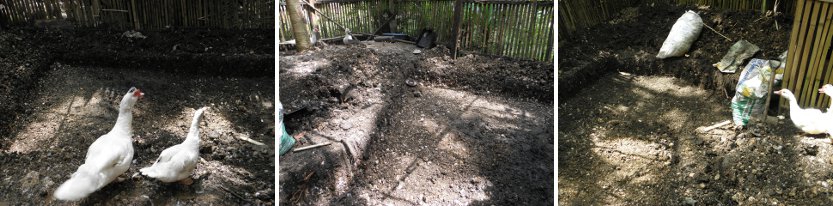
[53,169,99,201]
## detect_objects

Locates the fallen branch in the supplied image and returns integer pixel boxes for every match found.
[697,120,732,133]
[300,0,348,31]
[702,23,732,41]
[235,135,265,146]
[293,142,331,152]
[101,9,128,12]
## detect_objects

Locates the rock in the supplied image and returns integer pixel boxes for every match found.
[683,197,697,205]
[208,131,221,139]
[405,79,417,87]
[21,171,39,189]
[414,91,422,97]
[255,189,274,200]
[341,122,353,130]
[800,144,819,156]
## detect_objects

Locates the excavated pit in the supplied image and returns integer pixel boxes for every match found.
[279,42,553,205]
[0,28,275,205]
[558,3,833,205]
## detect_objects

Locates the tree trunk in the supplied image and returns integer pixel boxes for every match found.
[286,0,311,51]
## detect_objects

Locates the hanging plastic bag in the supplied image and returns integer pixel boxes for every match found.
[657,10,703,59]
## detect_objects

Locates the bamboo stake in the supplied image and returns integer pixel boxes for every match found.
[702,22,732,41]
[783,0,811,111]
[293,142,332,152]
[821,14,833,107]
[795,1,822,107]
[804,4,833,107]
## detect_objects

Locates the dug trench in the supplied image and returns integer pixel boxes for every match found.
[0,28,275,205]
[280,42,553,205]
[560,3,833,205]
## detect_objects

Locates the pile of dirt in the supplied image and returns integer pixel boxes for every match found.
[559,73,833,205]
[280,42,553,205]
[557,3,833,205]
[0,28,275,205]
[559,3,791,100]
[0,30,54,147]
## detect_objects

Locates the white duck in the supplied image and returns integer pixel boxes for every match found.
[139,107,209,184]
[54,87,144,201]
[775,88,828,135]
[819,84,833,111]
[343,29,360,44]
[817,84,833,136]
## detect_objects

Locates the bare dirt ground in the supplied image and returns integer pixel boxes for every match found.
[0,28,275,205]
[280,42,553,205]
[559,2,833,205]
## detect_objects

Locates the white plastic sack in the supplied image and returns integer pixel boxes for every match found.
[731,59,781,126]
[656,10,703,59]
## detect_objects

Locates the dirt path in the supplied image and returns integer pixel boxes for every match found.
[0,63,275,205]
[280,42,553,205]
[559,73,833,205]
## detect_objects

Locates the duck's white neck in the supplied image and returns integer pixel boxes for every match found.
[183,110,205,147]
[111,107,133,135]
[183,125,200,146]
[825,93,833,110]
[786,95,802,115]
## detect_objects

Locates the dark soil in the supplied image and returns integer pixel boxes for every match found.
[558,3,833,206]
[280,42,553,205]
[0,28,275,205]
[559,3,790,100]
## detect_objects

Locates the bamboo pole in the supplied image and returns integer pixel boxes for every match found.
[800,2,827,105]
[451,0,464,58]
[783,0,811,111]
[795,1,821,107]
[805,4,833,107]
[821,11,833,107]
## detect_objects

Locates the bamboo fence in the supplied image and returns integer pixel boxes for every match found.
[278,0,554,62]
[559,0,798,38]
[781,0,833,110]
[0,0,274,29]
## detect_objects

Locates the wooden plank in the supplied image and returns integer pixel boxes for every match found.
[795,1,822,107]
[543,5,554,61]
[820,5,833,107]
[783,0,811,110]
[535,5,544,60]
[505,5,518,56]
[499,3,510,56]
[816,2,833,107]
[522,2,533,59]
[480,3,489,54]
[802,2,830,106]
[545,5,553,62]
[464,2,473,50]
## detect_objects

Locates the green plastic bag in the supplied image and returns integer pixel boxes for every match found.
[278,102,295,156]
[279,122,295,156]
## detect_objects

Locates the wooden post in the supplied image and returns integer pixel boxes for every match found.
[286,0,311,51]
[308,0,319,44]
[389,0,397,32]
[546,18,553,62]
[92,0,100,25]
[450,0,464,59]
[131,0,139,30]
